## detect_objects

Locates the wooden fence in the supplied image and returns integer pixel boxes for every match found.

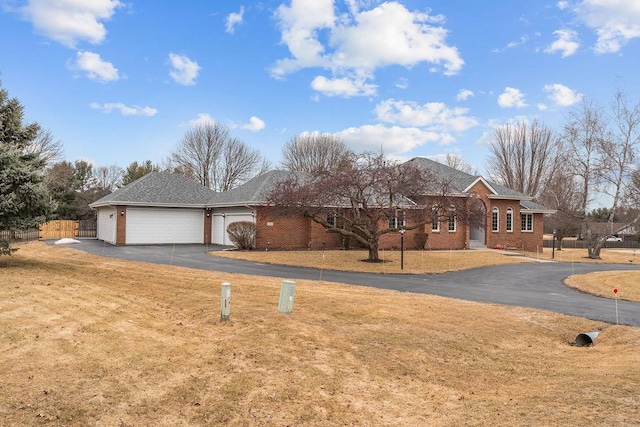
[38,220,97,240]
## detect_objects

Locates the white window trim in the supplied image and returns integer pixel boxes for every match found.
[448,207,456,233]
[506,208,514,233]
[521,213,533,232]
[492,207,499,233]
[431,206,440,233]
[388,211,406,229]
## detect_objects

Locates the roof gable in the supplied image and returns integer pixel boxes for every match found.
[90,172,217,208]
[405,157,533,200]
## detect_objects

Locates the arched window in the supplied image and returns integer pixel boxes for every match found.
[506,208,513,232]
[492,207,499,232]
[448,206,456,232]
[431,205,440,232]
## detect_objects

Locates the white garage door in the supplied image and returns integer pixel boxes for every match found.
[212,211,255,245]
[126,208,203,244]
[97,207,116,244]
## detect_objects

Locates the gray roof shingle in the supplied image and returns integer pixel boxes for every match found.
[89,172,217,208]
[406,157,532,199]
[207,170,297,206]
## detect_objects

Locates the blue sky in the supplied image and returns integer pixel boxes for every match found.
[1,0,639,174]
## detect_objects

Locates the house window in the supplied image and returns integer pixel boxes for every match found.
[521,213,533,232]
[327,213,343,228]
[431,206,440,232]
[388,211,406,229]
[491,207,499,232]
[506,208,513,232]
[448,207,456,232]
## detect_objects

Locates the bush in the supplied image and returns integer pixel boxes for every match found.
[226,221,256,250]
[1,240,18,256]
[414,231,428,249]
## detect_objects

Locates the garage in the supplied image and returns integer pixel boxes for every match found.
[96,207,116,244]
[212,209,254,245]
[126,207,204,244]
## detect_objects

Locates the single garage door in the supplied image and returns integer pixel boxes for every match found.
[212,212,255,245]
[126,208,203,244]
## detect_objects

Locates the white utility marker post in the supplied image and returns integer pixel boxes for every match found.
[278,280,296,314]
[221,282,231,321]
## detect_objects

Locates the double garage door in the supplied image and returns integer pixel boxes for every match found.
[126,208,204,244]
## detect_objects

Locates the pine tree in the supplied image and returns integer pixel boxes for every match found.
[0,82,50,255]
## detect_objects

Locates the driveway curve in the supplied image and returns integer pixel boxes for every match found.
[69,240,640,327]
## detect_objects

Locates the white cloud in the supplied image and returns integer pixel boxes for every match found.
[456,89,474,101]
[90,102,157,117]
[498,87,527,108]
[545,29,580,57]
[557,1,569,10]
[226,6,244,34]
[188,113,216,127]
[168,53,201,86]
[271,1,463,97]
[375,99,478,132]
[506,35,529,49]
[18,0,122,48]
[394,77,409,89]
[544,83,583,107]
[573,0,640,53]
[69,51,119,82]
[241,116,266,132]
[311,75,377,97]
[334,124,444,154]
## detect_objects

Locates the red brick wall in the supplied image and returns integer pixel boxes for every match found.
[116,205,126,245]
[254,188,545,253]
[255,208,311,249]
[204,209,212,244]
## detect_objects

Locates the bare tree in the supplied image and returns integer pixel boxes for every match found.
[94,164,124,191]
[442,153,477,175]
[564,91,640,258]
[170,123,268,191]
[281,133,353,173]
[267,152,480,262]
[24,128,63,168]
[486,119,561,199]
[539,168,582,249]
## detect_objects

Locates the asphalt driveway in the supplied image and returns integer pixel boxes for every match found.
[69,240,640,327]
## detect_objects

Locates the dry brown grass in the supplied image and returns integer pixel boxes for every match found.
[565,271,640,302]
[533,247,640,265]
[1,242,639,426]
[214,248,533,274]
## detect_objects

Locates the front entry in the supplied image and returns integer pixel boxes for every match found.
[469,199,486,248]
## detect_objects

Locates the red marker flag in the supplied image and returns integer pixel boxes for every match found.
[614,288,618,294]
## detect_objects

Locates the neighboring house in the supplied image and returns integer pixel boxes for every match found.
[90,158,554,251]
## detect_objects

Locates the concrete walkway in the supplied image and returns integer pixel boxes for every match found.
[68,240,640,327]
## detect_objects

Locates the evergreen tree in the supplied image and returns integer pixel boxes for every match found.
[0,82,49,255]
[121,160,160,186]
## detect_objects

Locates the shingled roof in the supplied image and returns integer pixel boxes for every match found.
[406,157,532,199]
[89,172,217,208]
[207,170,298,207]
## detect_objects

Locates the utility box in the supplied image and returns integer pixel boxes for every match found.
[278,280,296,314]
[220,282,231,321]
